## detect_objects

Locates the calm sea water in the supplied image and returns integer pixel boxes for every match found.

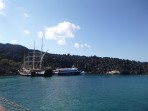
[0,75,148,111]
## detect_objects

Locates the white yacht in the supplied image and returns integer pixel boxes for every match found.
[54,68,81,76]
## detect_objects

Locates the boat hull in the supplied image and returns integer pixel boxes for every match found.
[19,69,53,77]
[54,68,81,76]
[55,71,81,76]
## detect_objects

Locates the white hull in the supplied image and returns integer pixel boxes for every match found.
[18,69,52,77]
[54,68,81,76]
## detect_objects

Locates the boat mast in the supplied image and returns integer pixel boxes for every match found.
[41,35,43,55]
[40,36,43,69]
[23,53,25,68]
[33,41,35,69]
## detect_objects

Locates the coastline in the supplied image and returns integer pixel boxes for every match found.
[0,73,19,76]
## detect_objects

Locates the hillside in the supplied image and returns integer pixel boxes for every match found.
[0,43,28,62]
[0,43,148,75]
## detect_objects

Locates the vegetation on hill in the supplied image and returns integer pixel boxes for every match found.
[45,54,148,74]
[0,43,28,75]
[0,43,148,75]
[0,59,21,75]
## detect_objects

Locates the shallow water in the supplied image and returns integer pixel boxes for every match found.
[0,75,148,111]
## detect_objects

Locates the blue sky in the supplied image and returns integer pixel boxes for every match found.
[0,0,148,62]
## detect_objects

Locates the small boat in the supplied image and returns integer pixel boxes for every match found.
[106,70,120,75]
[18,41,53,77]
[53,68,81,76]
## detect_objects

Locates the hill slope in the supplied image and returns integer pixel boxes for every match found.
[0,43,148,75]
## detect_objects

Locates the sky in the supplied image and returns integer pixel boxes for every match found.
[0,0,148,62]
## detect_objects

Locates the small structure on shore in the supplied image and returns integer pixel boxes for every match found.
[106,70,120,75]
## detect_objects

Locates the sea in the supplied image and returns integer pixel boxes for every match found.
[0,75,148,111]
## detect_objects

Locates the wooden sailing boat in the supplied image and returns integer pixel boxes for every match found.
[18,38,52,77]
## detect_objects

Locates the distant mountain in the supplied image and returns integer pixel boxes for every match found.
[0,43,28,62]
[0,43,28,75]
[0,43,148,75]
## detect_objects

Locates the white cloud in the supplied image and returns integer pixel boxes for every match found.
[57,39,66,45]
[24,30,30,35]
[74,43,91,48]
[0,0,5,10]
[24,13,29,18]
[45,21,80,45]
[74,43,80,48]
[12,40,17,44]
[84,43,91,48]
[38,31,43,39]
[0,0,5,15]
